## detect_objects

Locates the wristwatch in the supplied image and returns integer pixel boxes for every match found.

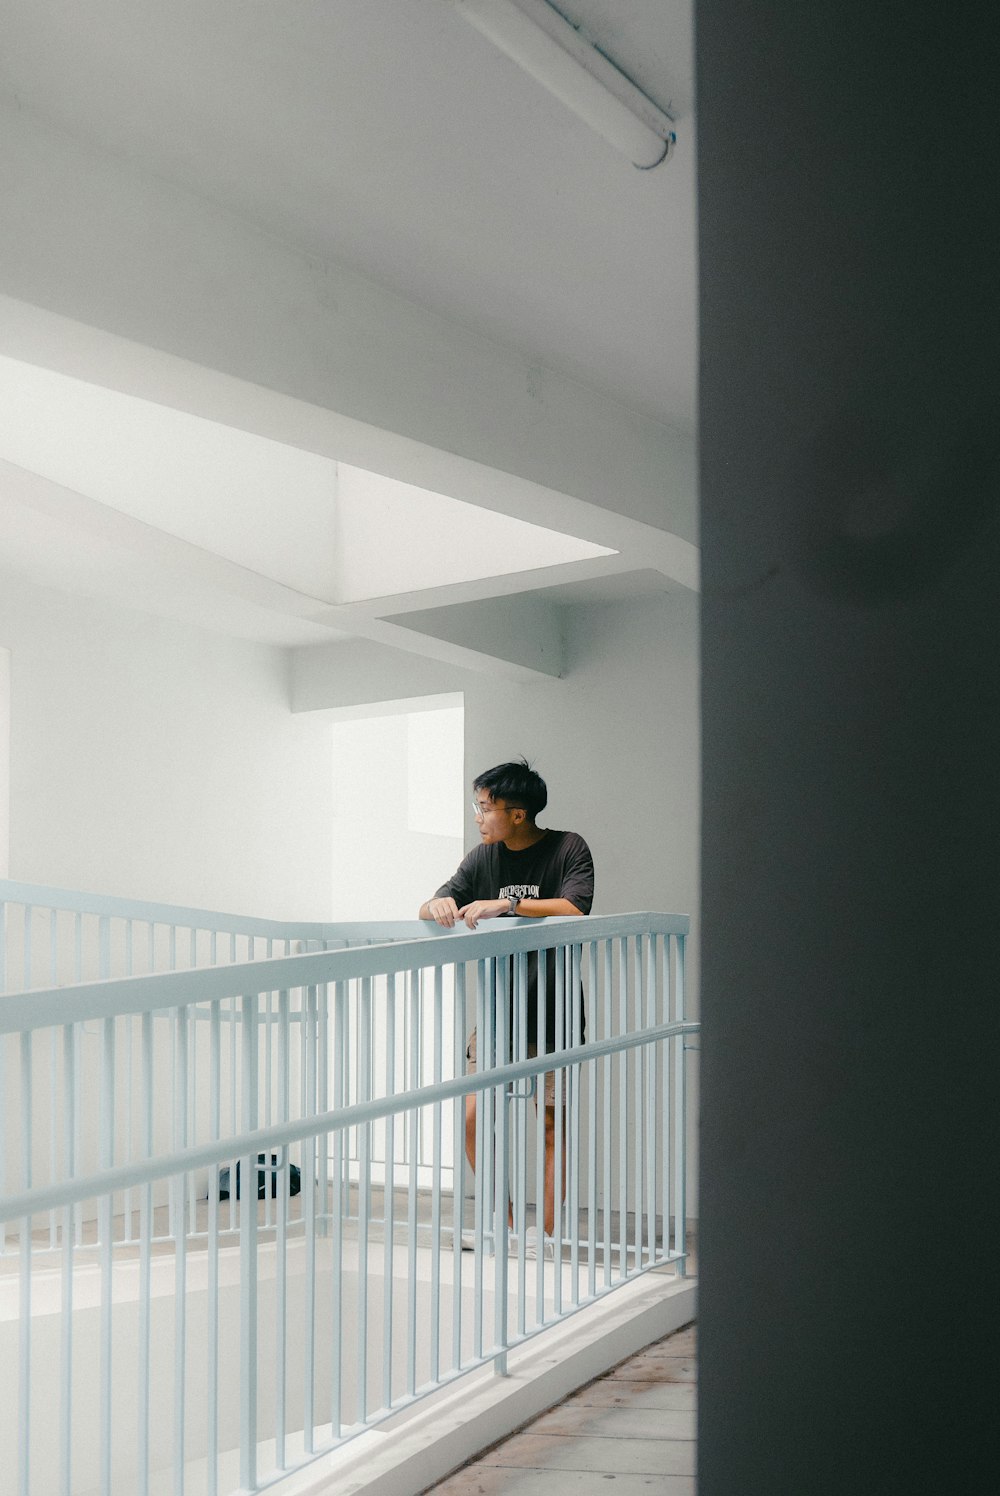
[507,894,520,915]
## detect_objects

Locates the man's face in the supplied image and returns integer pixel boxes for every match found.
[472,792,522,845]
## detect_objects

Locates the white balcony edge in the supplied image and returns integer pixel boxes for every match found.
[282,1269,696,1496]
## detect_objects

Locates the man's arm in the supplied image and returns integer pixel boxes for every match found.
[553,833,595,917]
[456,895,585,928]
[420,895,585,929]
[503,897,584,918]
[419,895,461,926]
[420,848,480,925]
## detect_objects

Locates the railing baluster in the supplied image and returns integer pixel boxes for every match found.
[229,987,238,1169]
[137,1199,153,1494]
[674,932,688,1269]
[138,1010,153,1496]
[603,939,613,1285]
[49,1018,59,1247]
[23,902,32,990]
[633,934,643,1272]
[189,998,198,1225]
[330,982,347,1443]
[534,949,547,1319]
[317,980,330,1226]
[172,999,189,1495]
[18,1029,32,1496]
[661,934,671,1259]
[406,967,420,1396]
[275,989,290,1472]
[358,976,372,1424]
[382,972,397,1412]
[19,1202,31,1496]
[430,964,444,1384]
[514,948,528,1337]
[99,1013,115,1496]
[124,922,135,1242]
[172,1168,187,1496]
[552,945,564,1317]
[60,1021,77,1496]
[646,933,658,1263]
[493,956,509,1375]
[618,935,628,1280]
[74,1009,84,1248]
[49,907,59,986]
[303,985,318,1452]
[473,959,487,1358]
[1,1042,7,1255]
[239,992,259,1494]
[452,961,466,1370]
[262,987,273,1232]
[207,999,221,1496]
[587,940,599,1299]
[569,941,583,1297]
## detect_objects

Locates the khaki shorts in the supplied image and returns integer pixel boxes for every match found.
[465,1028,564,1108]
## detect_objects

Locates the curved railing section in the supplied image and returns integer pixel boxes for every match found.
[0,876,439,993]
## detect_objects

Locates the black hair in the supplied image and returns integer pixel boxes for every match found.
[473,758,548,821]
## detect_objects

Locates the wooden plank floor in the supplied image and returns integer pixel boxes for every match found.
[421,1322,697,1495]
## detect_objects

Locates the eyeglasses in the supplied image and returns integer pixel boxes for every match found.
[472,799,523,820]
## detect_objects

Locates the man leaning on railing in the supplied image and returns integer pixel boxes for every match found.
[419,758,594,1260]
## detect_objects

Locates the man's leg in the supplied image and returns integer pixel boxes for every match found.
[463,1035,513,1230]
[465,1091,477,1172]
[541,1092,567,1239]
[464,1028,478,1173]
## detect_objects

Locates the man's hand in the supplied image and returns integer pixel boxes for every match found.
[458,899,508,929]
[424,896,461,927]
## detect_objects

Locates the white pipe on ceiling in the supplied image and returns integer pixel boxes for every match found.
[449,0,675,168]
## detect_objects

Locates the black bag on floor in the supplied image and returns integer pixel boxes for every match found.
[219,1153,302,1200]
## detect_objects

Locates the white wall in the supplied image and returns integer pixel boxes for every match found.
[463,591,698,939]
[0,574,334,919]
[330,701,464,921]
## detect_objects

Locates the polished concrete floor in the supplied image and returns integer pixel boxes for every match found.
[422,1319,697,1496]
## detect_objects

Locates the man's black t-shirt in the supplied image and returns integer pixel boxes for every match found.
[434,830,594,1051]
[433,830,594,916]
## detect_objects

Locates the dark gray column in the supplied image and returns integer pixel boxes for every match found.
[696,4,999,1491]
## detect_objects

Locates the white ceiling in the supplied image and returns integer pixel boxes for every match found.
[0,1,698,670]
[0,353,612,608]
[1,0,695,428]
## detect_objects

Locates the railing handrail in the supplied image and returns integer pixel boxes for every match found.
[0,910,689,1033]
[0,1017,700,1227]
[0,876,349,938]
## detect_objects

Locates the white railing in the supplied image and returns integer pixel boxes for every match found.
[0,900,696,1496]
[0,878,429,993]
[0,879,457,1258]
